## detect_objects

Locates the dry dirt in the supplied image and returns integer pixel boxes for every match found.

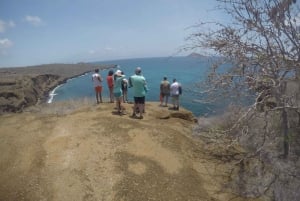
[0,101,262,201]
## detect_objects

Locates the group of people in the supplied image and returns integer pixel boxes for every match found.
[92,67,148,119]
[92,67,182,119]
[160,77,182,110]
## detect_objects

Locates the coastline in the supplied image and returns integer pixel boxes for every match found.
[45,67,114,104]
[44,70,93,104]
[0,63,116,113]
[47,84,62,104]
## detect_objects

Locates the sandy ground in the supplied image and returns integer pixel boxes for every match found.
[0,101,261,201]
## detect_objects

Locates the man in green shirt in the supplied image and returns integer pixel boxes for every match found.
[129,67,148,119]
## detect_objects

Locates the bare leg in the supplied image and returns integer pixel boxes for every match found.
[175,96,179,110]
[99,92,103,103]
[95,92,99,103]
[172,96,175,109]
[132,103,137,117]
[165,96,168,106]
[140,104,145,118]
[109,87,114,103]
[117,99,121,112]
[124,91,128,103]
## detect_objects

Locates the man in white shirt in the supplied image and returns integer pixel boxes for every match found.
[92,69,103,104]
[170,78,182,110]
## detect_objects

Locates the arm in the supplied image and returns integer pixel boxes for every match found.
[98,75,102,82]
[144,79,148,92]
[178,84,182,95]
[128,77,133,88]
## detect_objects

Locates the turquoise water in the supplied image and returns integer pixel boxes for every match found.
[50,56,217,116]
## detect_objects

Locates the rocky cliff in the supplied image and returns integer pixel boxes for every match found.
[0,63,114,113]
[0,74,60,112]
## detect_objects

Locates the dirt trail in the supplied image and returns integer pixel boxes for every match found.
[0,102,260,201]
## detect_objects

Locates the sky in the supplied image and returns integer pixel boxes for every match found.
[0,0,223,67]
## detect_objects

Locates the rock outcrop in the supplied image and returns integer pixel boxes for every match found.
[0,74,60,112]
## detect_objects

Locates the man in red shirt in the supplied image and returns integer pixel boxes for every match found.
[106,70,114,103]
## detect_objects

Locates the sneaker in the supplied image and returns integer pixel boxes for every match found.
[131,114,137,118]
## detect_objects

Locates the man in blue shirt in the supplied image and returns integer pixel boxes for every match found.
[129,67,148,119]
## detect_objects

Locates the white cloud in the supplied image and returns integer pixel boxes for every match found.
[88,47,114,55]
[8,20,16,28]
[24,15,43,26]
[0,20,5,33]
[0,38,13,56]
[0,38,13,48]
[0,19,15,33]
[89,50,96,54]
[104,47,113,51]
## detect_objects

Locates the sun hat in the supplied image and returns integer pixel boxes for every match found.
[115,70,122,76]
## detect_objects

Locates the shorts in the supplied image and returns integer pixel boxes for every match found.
[134,96,145,104]
[171,95,179,101]
[161,92,170,97]
[114,92,123,98]
[95,86,102,93]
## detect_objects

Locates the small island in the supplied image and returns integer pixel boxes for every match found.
[187,52,208,59]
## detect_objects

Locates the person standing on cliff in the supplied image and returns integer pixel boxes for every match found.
[170,78,182,110]
[129,67,148,119]
[121,71,128,103]
[106,70,114,103]
[92,68,103,104]
[113,70,126,115]
[160,76,170,107]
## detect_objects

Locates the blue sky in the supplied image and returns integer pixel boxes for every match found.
[0,0,223,67]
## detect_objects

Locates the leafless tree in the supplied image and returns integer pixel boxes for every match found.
[187,0,300,158]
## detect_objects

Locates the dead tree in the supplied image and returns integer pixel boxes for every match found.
[187,0,300,158]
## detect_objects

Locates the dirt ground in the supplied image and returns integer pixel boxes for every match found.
[0,101,262,201]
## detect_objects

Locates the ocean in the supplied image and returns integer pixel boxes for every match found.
[48,56,218,117]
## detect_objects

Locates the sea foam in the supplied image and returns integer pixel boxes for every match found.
[47,84,62,103]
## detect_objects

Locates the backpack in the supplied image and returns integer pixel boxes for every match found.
[122,79,128,89]
[161,81,170,93]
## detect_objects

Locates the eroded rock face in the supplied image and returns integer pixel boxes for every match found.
[0,74,61,113]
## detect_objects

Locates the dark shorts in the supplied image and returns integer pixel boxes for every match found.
[161,92,170,97]
[134,96,145,104]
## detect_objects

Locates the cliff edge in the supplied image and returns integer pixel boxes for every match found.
[0,101,262,201]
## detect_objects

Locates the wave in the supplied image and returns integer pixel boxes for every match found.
[47,84,62,103]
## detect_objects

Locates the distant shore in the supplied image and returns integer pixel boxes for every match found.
[0,63,116,113]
